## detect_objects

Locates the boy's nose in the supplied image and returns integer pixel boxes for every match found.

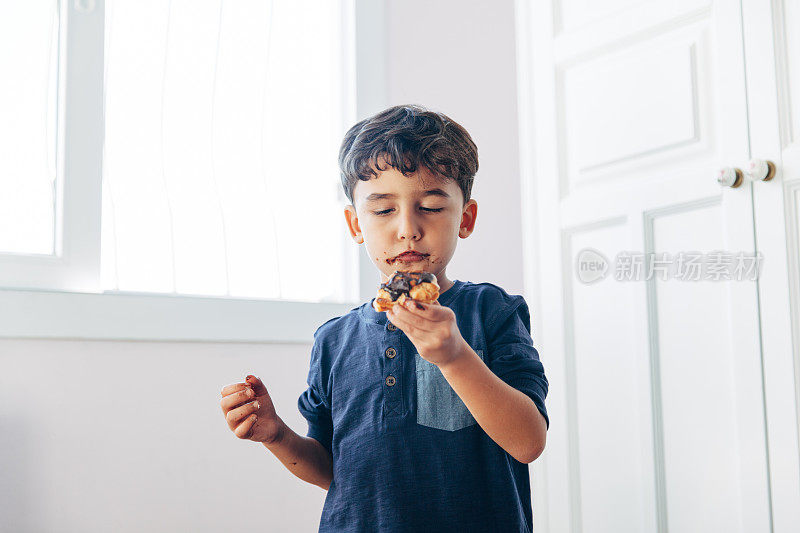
[397,214,421,241]
[399,227,421,240]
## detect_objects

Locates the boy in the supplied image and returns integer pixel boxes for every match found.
[220,105,549,532]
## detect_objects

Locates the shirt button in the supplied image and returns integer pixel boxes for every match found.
[385,375,396,386]
[387,322,397,331]
[385,347,397,359]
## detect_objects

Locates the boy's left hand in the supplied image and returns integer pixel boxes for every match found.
[386,299,468,367]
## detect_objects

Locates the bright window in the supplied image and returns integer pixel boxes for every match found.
[0,1,59,256]
[0,0,357,305]
[102,0,357,303]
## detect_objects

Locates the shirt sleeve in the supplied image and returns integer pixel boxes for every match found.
[297,341,333,456]
[485,295,550,430]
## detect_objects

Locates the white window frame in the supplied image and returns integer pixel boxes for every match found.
[0,0,386,343]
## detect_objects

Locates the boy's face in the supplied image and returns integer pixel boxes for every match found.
[343,162,478,290]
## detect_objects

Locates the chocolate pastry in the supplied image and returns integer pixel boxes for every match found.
[373,271,440,312]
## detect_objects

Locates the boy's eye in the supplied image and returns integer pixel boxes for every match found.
[372,207,444,216]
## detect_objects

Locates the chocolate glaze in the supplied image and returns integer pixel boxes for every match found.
[380,271,436,301]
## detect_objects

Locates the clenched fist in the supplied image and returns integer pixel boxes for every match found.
[220,375,284,444]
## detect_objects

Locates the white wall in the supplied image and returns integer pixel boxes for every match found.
[0,1,525,531]
[0,339,326,532]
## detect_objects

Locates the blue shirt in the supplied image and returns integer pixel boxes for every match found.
[298,279,549,532]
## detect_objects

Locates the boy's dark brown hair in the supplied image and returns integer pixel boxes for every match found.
[338,104,479,206]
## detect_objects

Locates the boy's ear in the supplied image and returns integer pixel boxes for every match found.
[459,199,478,238]
[344,205,364,244]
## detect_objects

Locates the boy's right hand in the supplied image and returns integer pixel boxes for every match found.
[220,375,284,445]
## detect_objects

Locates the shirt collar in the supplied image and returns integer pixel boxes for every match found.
[359,279,465,325]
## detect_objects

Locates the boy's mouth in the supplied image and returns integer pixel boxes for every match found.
[387,250,430,264]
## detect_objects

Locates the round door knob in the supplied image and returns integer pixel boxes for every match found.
[744,159,777,181]
[716,167,744,188]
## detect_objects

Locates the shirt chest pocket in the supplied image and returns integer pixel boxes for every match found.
[415,349,484,432]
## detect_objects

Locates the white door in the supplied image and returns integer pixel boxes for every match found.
[740,0,800,531]
[516,0,788,531]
